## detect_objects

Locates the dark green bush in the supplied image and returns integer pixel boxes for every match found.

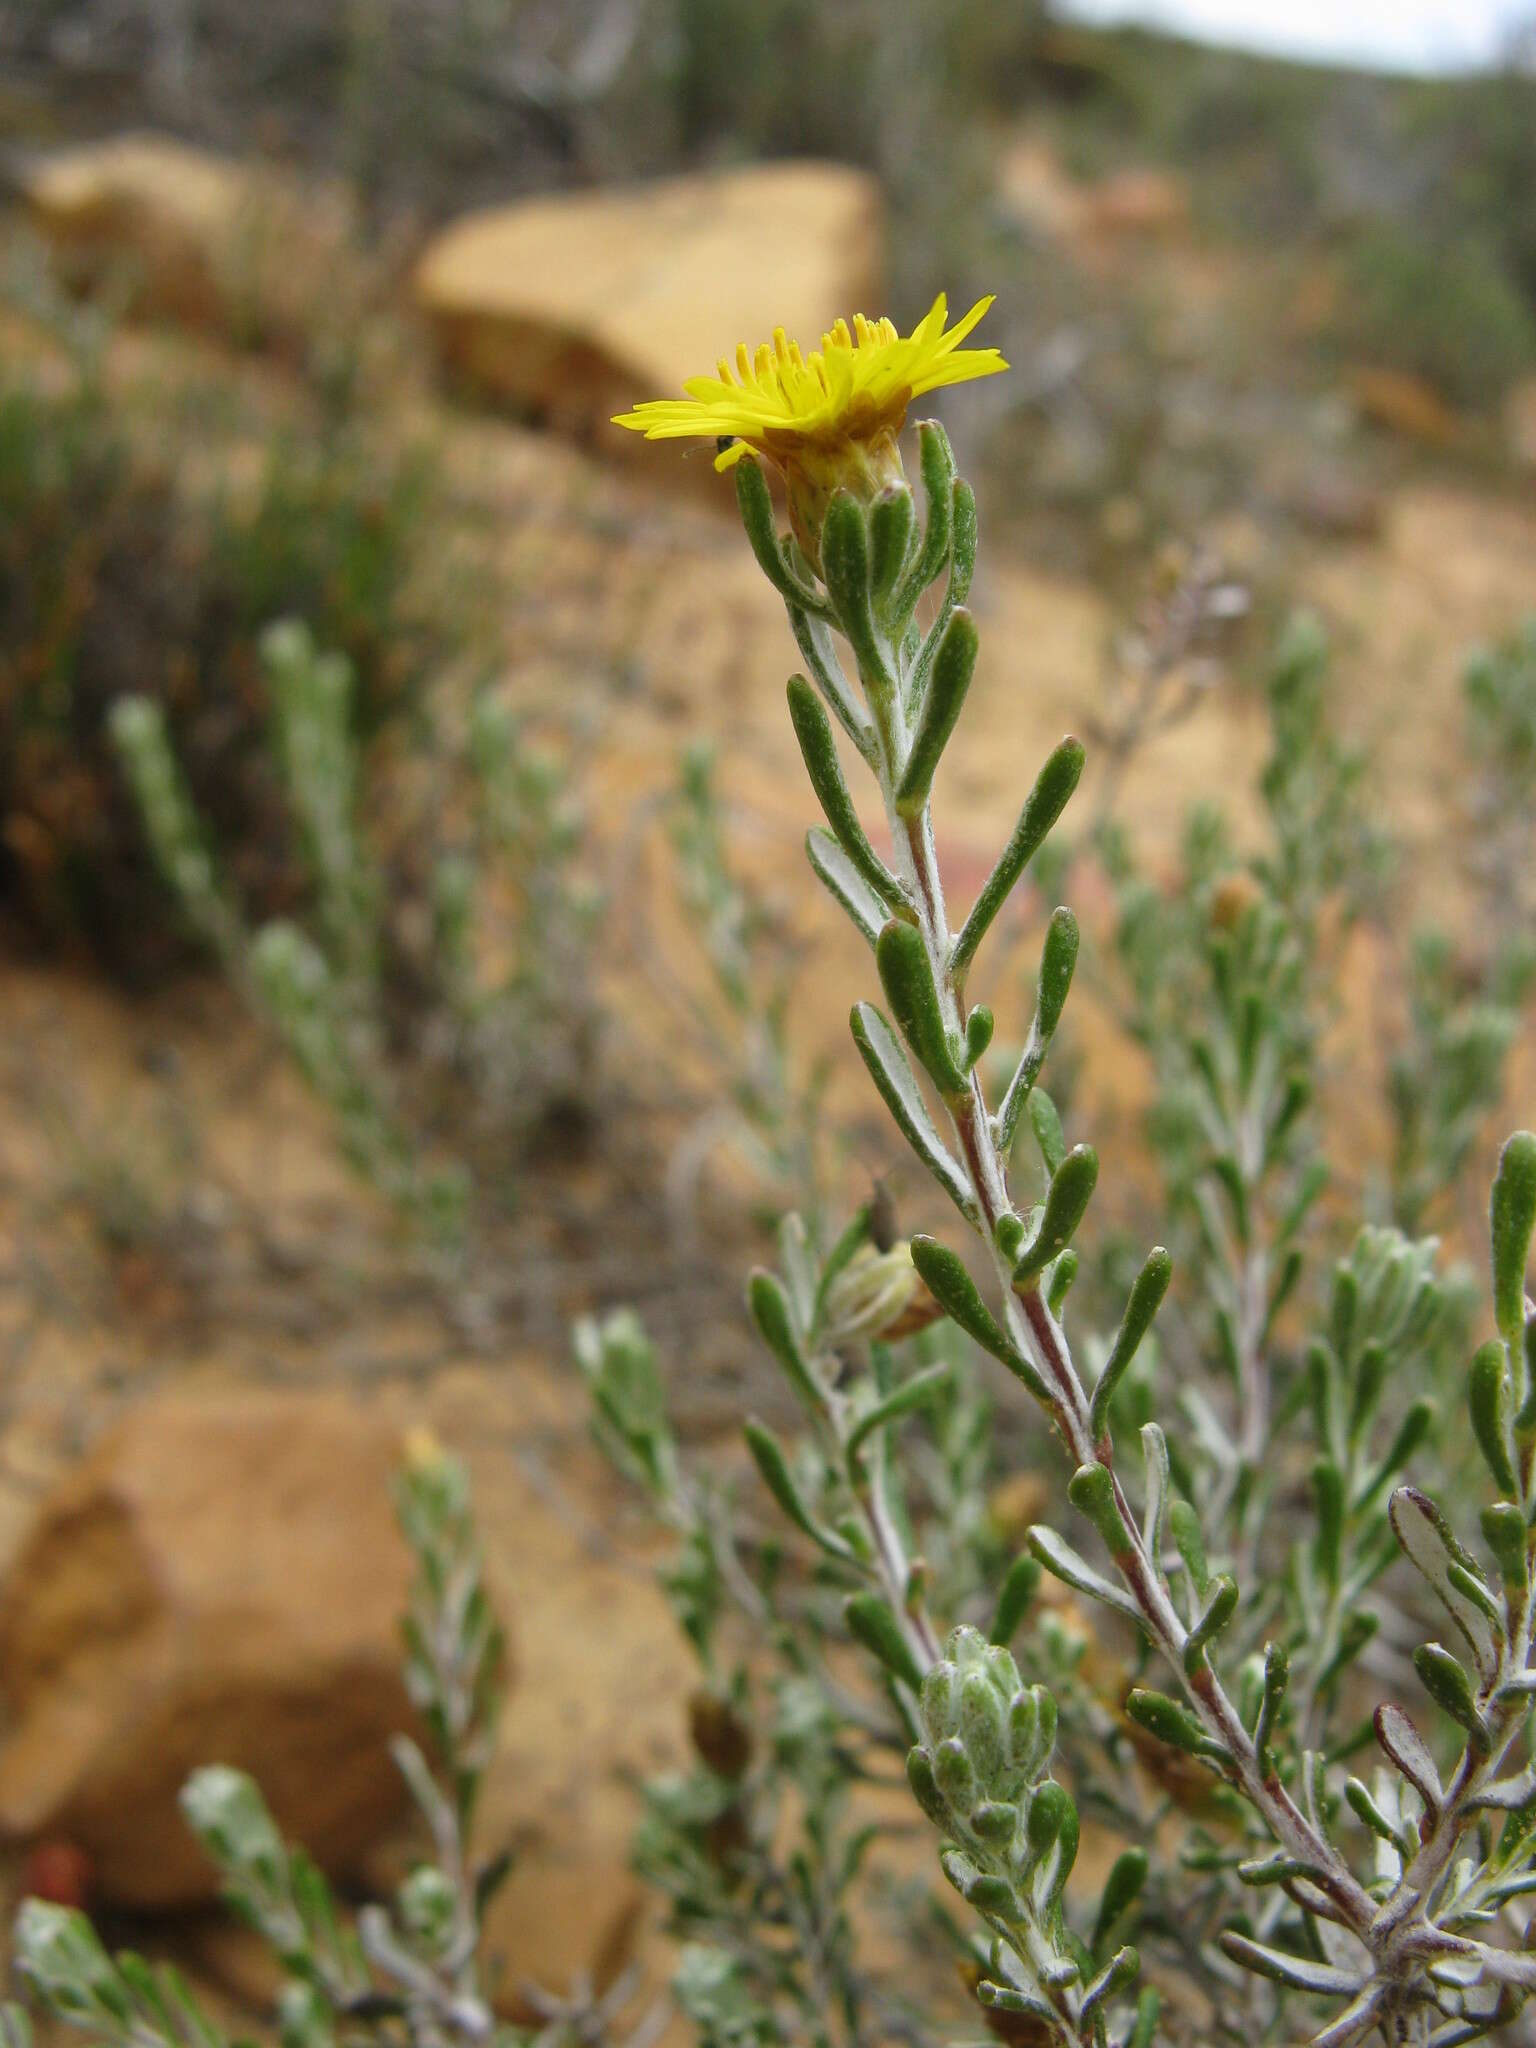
[1338,223,1536,407]
[0,359,440,978]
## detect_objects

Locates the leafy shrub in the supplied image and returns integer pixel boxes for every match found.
[14,314,1536,2048]
[1336,225,1534,408]
[567,397,1536,2043]
[111,624,600,1234]
[0,338,439,978]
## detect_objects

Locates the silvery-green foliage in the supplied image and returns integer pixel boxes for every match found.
[705,425,1536,2046]
[12,1450,530,2048]
[575,1252,1021,2046]
[9,1904,229,2048]
[1378,621,1536,1237]
[109,620,596,1239]
[1388,931,1524,1236]
[667,744,829,1231]
[449,694,603,1140]
[1464,617,1536,963]
[908,1626,1154,2045]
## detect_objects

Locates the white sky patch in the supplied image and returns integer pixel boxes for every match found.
[1057,0,1532,75]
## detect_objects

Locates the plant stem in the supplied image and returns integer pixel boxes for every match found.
[862,659,1377,1941]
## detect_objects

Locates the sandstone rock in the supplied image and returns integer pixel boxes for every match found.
[413,162,882,463]
[20,133,356,356]
[0,1393,423,1907]
[996,137,1084,243]
[996,140,1189,248]
[1079,168,1189,238]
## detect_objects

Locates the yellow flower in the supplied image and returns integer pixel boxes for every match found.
[613,292,1006,472]
[613,293,1005,564]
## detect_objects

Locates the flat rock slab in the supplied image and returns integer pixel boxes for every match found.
[413,161,883,470]
[0,1392,429,1907]
[20,132,355,353]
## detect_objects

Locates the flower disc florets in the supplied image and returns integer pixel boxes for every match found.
[613,294,1006,563]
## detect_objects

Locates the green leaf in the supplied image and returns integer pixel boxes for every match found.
[1313,1459,1344,1589]
[1047,1248,1078,1314]
[975,1982,1055,2024]
[805,828,886,946]
[964,1004,994,1070]
[734,456,824,612]
[813,1205,874,1325]
[949,479,978,603]
[1183,1575,1239,1675]
[850,1003,976,1221]
[1344,1776,1414,1858]
[747,1269,824,1417]
[906,1746,950,1827]
[990,1556,1042,1646]
[1481,1501,1528,1593]
[1024,1778,1072,1859]
[1413,1641,1490,1750]
[1092,1848,1148,1957]
[941,1848,1017,1918]
[1219,1934,1362,1997]
[1034,907,1080,1045]
[846,1363,954,1460]
[997,909,1080,1155]
[1469,1339,1518,1495]
[1080,1946,1140,2022]
[1124,1688,1228,1764]
[875,919,968,1096]
[1026,1782,1079,1908]
[1068,1462,1128,1554]
[1374,1701,1444,1816]
[1390,1486,1500,1682]
[1013,1145,1098,1286]
[1491,1131,1536,1344]
[1029,1090,1066,1176]
[1090,1246,1172,1439]
[743,1419,854,1561]
[786,676,903,910]
[1254,1642,1289,1770]
[787,600,875,759]
[820,491,892,694]
[1027,1525,1143,1625]
[1355,1396,1435,1508]
[893,421,956,619]
[1141,1423,1171,1558]
[869,484,916,603]
[954,738,1087,978]
[1237,1853,1325,1887]
[1128,1988,1161,2048]
[844,1593,924,1691]
[908,1235,1050,1401]
[1168,1499,1210,1599]
[896,611,978,819]
[994,1211,1027,1262]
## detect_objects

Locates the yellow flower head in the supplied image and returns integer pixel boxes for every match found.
[613,293,1005,563]
[613,292,1005,470]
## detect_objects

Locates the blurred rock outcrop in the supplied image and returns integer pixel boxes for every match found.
[19,133,359,358]
[413,160,882,462]
[0,1393,425,1907]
